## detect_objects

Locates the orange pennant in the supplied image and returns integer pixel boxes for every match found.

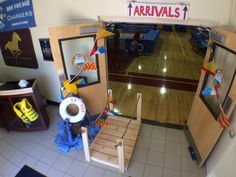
[82,62,97,70]
[218,110,230,128]
[108,99,117,105]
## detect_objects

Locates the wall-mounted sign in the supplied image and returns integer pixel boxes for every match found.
[126,1,189,20]
[0,0,36,32]
[0,29,38,68]
[39,38,54,61]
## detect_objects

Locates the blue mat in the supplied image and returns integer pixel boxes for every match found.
[16,165,46,177]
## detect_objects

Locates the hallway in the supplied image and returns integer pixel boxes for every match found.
[107,24,206,126]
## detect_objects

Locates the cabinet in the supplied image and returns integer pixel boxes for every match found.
[0,79,49,131]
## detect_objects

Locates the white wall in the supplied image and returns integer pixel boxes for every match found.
[206,106,236,177]
[206,1,236,175]
[228,0,236,31]
[0,0,233,102]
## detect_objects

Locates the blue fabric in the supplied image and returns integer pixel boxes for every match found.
[55,114,102,153]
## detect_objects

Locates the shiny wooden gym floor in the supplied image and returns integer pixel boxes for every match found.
[126,30,204,80]
[108,81,195,126]
[108,27,205,126]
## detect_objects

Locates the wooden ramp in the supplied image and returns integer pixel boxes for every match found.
[81,92,142,172]
[90,115,141,170]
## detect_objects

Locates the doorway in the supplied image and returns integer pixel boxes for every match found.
[105,23,208,126]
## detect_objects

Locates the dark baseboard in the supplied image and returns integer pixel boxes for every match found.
[114,114,185,130]
[142,119,185,130]
[46,100,60,106]
[109,73,198,92]
[185,126,202,166]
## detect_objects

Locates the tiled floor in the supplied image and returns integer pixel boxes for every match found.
[0,105,205,177]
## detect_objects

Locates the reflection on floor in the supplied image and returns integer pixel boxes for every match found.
[126,30,204,80]
[109,81,195,126]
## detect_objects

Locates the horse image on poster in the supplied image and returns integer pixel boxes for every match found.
[5,32,22,58]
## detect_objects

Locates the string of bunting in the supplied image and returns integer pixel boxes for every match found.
[59,28,114,100]
[89,28,114,56]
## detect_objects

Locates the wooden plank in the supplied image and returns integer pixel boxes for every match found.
[128,121,141,130]
[108,89,114,111]
[108,115,130,123]
[137,93,142,121]
[90,143,131,160]
[102,124,126,133]
[99,128,123,138]
[96,132,136,147]
[123,133,137,141]
[91,150,118,165]
[93,137,133,153]
[125,128,139,136]
[91,150,130,169]
[117,139,125,172]
[106,119,129,128]
[99,125,139,141]
[81,127,91,162]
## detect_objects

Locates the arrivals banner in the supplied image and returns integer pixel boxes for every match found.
[126,1,190,20]
[0,0,36,32]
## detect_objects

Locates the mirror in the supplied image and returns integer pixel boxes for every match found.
[200,42,236,119]
[59,35,100,87]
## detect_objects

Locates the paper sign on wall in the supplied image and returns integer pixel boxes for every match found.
[126,1,190,20]
[0,29,38,68]
[0,0,36,32]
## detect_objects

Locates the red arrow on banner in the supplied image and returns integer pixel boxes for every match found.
[128,3,132,16]
[183,6,188,20]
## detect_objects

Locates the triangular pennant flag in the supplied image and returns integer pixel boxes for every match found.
[80,79,86,85]
[63,80,78,95]
[96,28,114,41]
[103,107,109,114]
[219,110,230,128]
[201,87,216,96]
[201,61,216,75]
[89,42,98,56]
[95,47,106,54]
[108,99,117,105]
